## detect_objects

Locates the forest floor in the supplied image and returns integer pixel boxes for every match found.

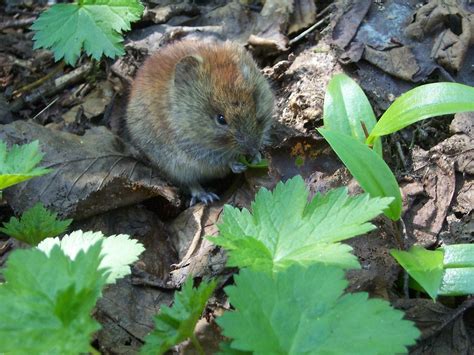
[0,0,473,353]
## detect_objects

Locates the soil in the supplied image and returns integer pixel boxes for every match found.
[0,0,473,353]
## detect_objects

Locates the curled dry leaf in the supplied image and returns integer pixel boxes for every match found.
[0,120,180,220]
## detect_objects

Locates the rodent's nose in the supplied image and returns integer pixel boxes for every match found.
[243,148,261,164]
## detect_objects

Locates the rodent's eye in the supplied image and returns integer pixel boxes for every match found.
[215,114,227,126]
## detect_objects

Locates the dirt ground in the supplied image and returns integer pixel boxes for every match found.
[0,0,473,353]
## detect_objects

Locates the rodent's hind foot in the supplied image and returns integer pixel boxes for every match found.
[229,161,247,174]
[189,189,220,206]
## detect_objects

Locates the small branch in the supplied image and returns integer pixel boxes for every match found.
[13,61,65,96]
[395,141,408,170]
[0,17,36,31]
[10,62,93,112]
[289,14,331,45]
[32,96,59,121]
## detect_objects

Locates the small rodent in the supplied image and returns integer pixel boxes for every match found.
[126,40,274,205]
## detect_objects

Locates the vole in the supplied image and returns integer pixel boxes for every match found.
[126,40,274,205]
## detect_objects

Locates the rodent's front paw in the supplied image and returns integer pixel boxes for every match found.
[190,191,220,206]
[230,161,248,174]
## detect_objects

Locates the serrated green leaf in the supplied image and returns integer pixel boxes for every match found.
[441,244,474,268]
[0,140,51,190]
[31,0,144,65]
[218,264,420,354]
[390,246,444,300]
[37,230,145,284]
[208,176,393,273]
[0,203,72,246]
[0,244,106,354]
[323,73,382,156]
[318,128,402,220]
[141,278,216,355]
[367,83,474,145]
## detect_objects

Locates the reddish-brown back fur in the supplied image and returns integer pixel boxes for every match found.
[125,40,274,196]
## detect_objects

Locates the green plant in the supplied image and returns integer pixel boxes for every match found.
[144,177,419,354]
[0,140,51,190]
[321,74,474,220]
[141,278,216,355]
[218,264,419,354]
[210,177,419,353]
[0,203,72,246]
[208,176,393,273]
[31,0,144,65]
[0,230,144,353]
[238,155,269,169]
[391,244,474,299]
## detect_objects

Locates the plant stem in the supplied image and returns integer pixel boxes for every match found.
[190,334,205,355]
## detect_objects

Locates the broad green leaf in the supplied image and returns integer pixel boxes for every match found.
[31,0,144,65]
[0,140,51,190]
[318,128,402,220]
[218,265,420,354]
[141,278,216,355]
[390,246,444,300]
[219,342,251,355]
[439,268,474,296]
[0,244,106,354]
[37,230,145,284]
[323,73,382,156]
[0,203,72,245]
[367,83,474,145]
[442,244,474,267]
[208,176,393,273]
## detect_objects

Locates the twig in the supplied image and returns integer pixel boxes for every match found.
[395,141,408,170]
[13,61,65,96]
[0,17,35,31]
[289,15,331,45]
[32,96,59,121]
[10,62,93,112]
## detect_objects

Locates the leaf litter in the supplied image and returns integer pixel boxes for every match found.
[1,0,474,353]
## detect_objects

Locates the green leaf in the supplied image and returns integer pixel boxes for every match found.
[318,128,402,220]
[0,243,107,354]
[390,246,444,300]
[218,342,252,355]
[141,278,216,355]
[367,83,474,145]
[323,73,382,156]
[0,140,51,190]
[441,244,474,268]
[208,176,393,273]
[439,268,474,296]
[238,155,269,169]
[37,230,145,284]
[31,0,144,65]
[218,264,420,354]
[0,203,72,246]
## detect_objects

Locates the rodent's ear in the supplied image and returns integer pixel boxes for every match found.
[174,55,203,86]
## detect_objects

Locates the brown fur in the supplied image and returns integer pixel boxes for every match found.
[126,41,274,201]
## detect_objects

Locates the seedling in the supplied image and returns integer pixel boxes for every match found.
[321,74,474,220]
[0,203,72,246]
